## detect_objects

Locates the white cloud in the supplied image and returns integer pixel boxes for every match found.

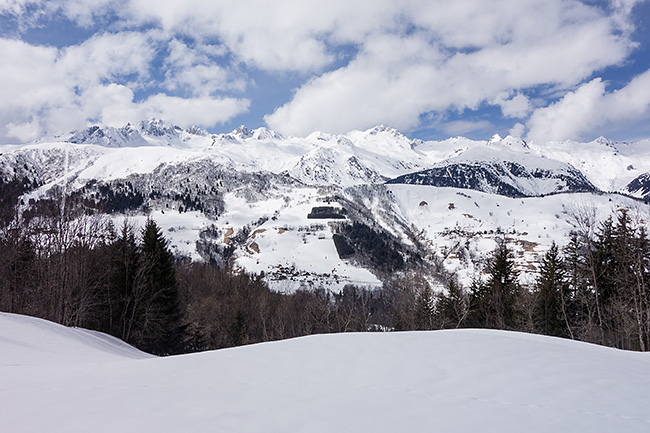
[262,0,636,136]
[0,0,42,15]
[138,94,250,128]
[58,0,123,27]
[266,33,448,135]
[122,0,356,71]
[163,39,245,96]
[509,123,526,138]
[493,93,532,118]
[0,39,69,111]
[609,0,645,34]
[77,85,250,131]
[0,34,250,143]
[440,120,494,137]
[5,118,41,142]
[1,0,647,141]
[525,79,606,142]
[60,31,156,87]
[526,69,650,141]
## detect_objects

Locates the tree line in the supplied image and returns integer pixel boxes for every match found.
[1,199,649,354]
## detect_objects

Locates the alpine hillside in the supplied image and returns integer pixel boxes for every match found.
[1,119,649,290]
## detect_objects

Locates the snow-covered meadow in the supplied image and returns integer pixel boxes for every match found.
[2,312,649,432]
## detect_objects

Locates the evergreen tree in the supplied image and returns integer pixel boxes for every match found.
[632,226,650,351]
[563,230,592,340]
[471,241,521,329]
[104,221,140,342]
[413,284,435,330]
[534,242,570,337]
[438,276,469,329]
[133,219,185,355]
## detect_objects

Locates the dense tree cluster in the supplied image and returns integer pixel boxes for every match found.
[0,212,186,355]
[334,221,411,273]
[556,209,650,350]
[452,208,650,351]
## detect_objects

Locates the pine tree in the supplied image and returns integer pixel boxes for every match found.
[632,226,650,350]
[563,230,593,340]
[105,221,140,342]
[471,241,521,329]
[133,219,185,355]
[438,276,469,329]
[414,284,435,330]
[534,242,570,337]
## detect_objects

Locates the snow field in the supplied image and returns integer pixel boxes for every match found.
[2,312,650,433]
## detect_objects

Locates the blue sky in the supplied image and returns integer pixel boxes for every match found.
[1,0,650,144]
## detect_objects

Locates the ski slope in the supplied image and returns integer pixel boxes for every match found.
[2,312,650,432]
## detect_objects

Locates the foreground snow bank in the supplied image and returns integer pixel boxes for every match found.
[0,313,150,365]
[1,312,649,432]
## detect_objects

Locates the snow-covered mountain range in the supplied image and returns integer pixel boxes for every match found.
[2,119,650,290]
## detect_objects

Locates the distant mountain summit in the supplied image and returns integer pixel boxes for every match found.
[67,119,182,147]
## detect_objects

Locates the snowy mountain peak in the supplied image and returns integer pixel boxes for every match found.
[234,125,254,139]
[185,125,209,136]
[251,127,285,141]
[139,118,180,137]
[487,133,503,144]
[307,131,335,142]
[364,125,416,147]
[367,125,402,136]
[68,124,149,147]
[592,136,618,150]
[501,135,530,149]
[221,125,285,142]
[65,118,189,147]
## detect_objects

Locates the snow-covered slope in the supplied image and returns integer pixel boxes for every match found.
[0,313,150,365]
[524,136,650,192]
[627,172,650,200]
[2,312,650,432]
[387,144,596,197]
[387,185,646,285]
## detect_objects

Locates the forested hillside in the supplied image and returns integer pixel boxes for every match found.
[1,191,648,354]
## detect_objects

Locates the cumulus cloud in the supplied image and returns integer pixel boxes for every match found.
[0,39,67,111]
[0,33,153,141]
[81,85,251,128]
[266,32,448,135]
[263,0,636,136]
[0,0,647,142]
[493,93,532,118]
[124,0,336,71]
[509,123,526,138]
[163,39,245,96]
[526,69,650,142]
[60,31,156,87]
[138,94,250,127]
